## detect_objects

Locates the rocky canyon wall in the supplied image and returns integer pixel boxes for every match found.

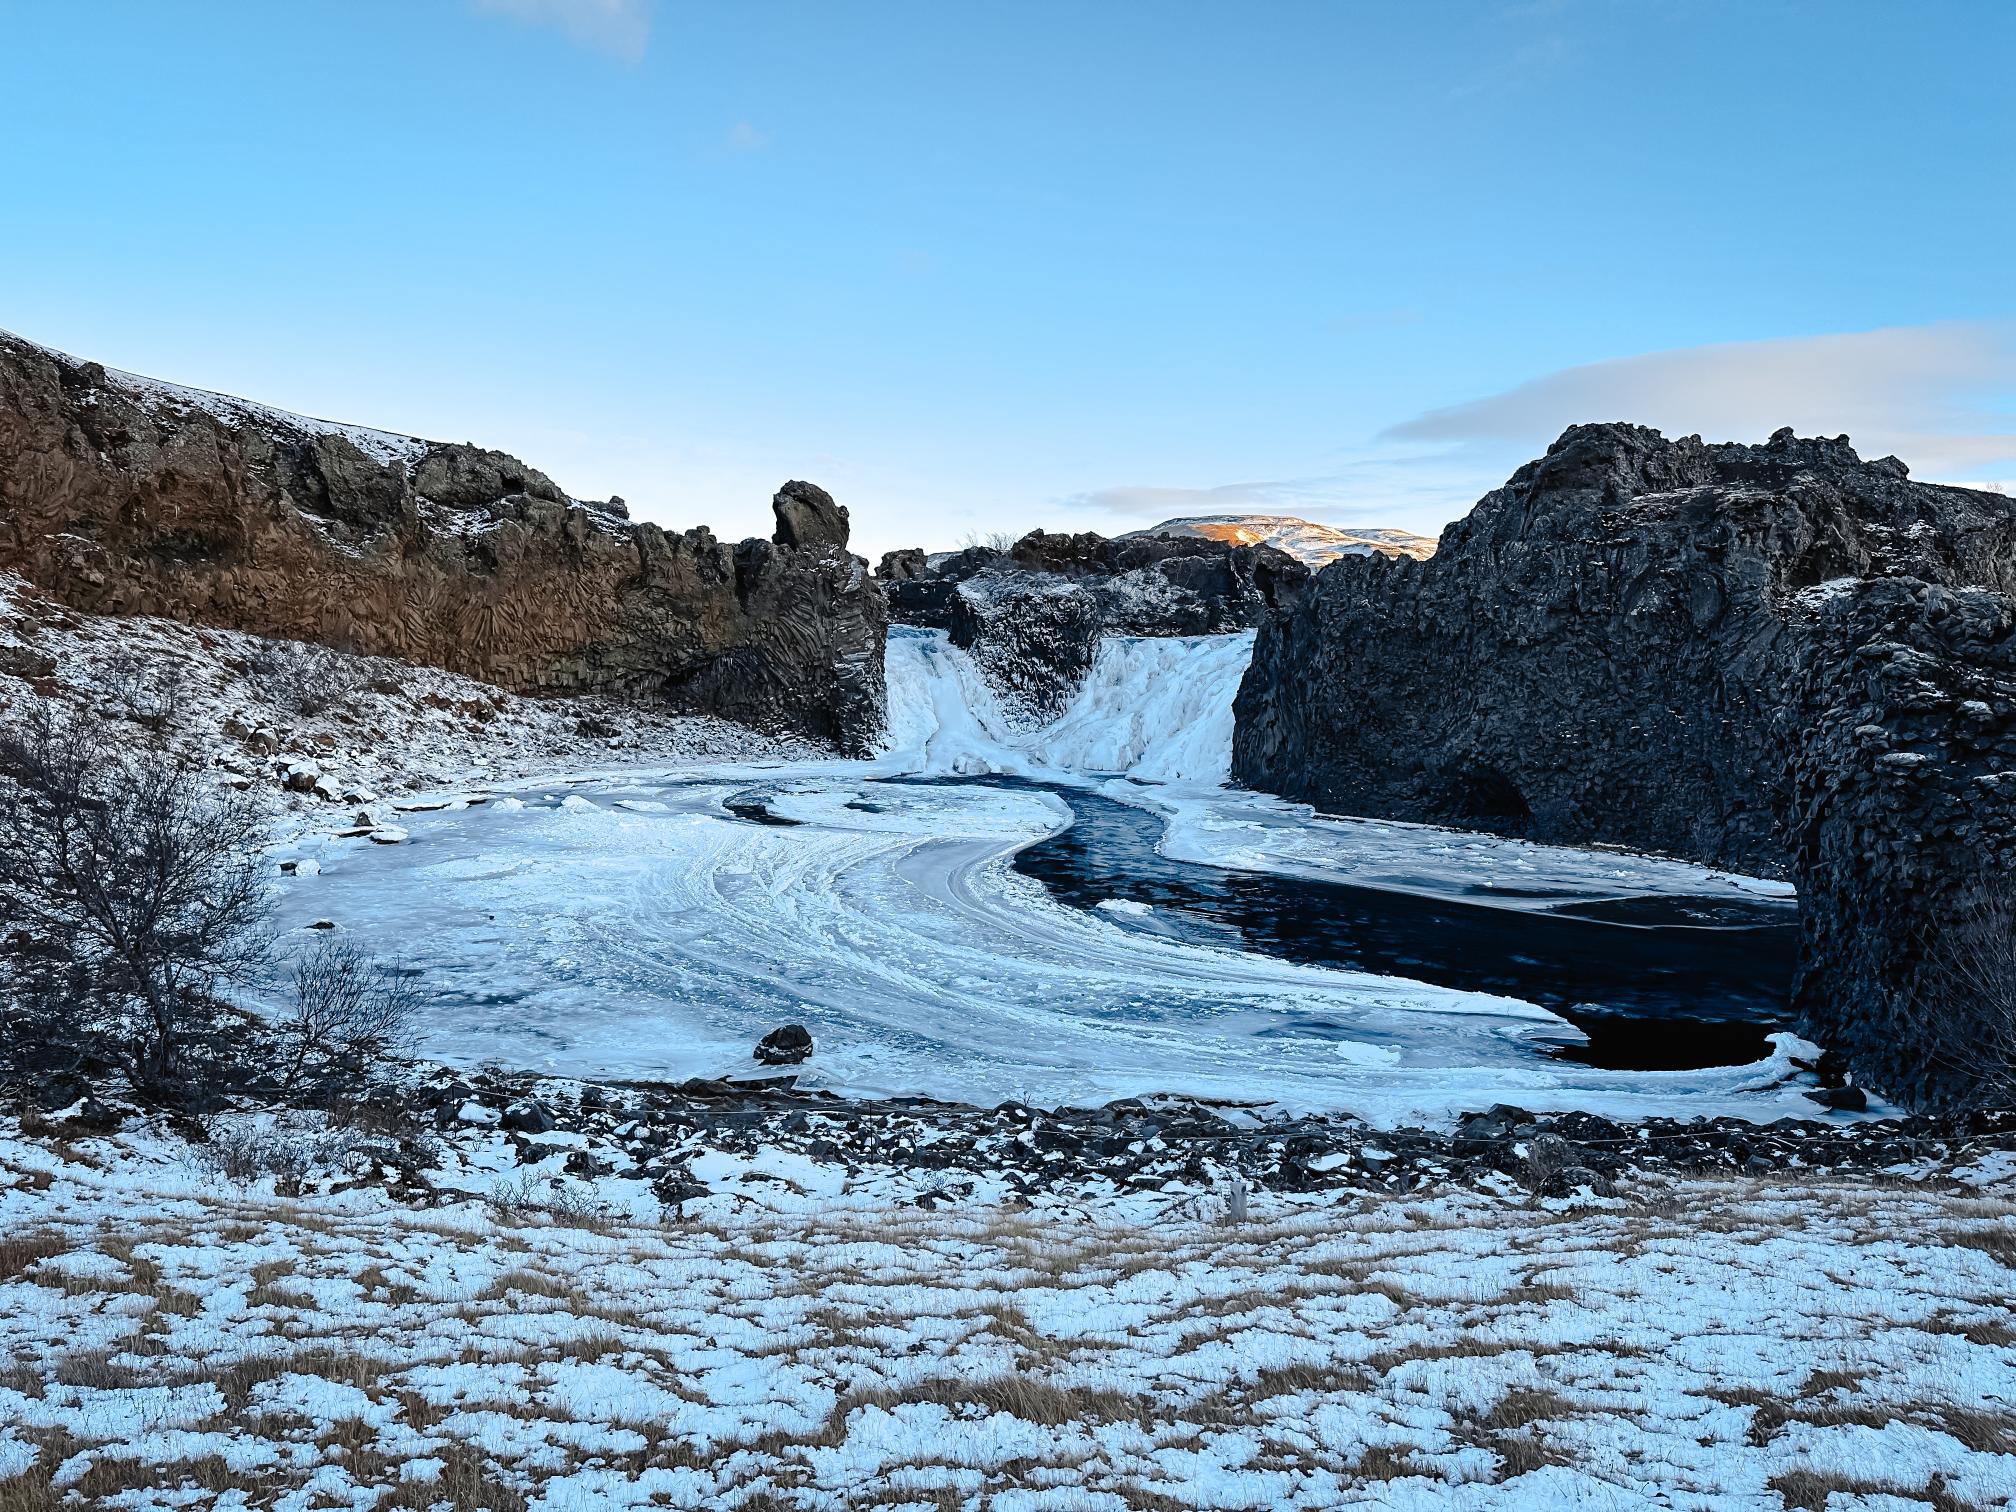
[0,332,885,751]
[1234,424,2016,1103]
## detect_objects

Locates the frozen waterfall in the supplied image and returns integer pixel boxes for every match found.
[879,625,1254,784]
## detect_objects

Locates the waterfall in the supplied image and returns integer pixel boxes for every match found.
[879,625,1254,784]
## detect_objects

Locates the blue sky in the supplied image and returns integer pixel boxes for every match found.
[3,0,2011,558]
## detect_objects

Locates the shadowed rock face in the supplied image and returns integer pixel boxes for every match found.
[1234,423,2016,1104]
[882,528,1306,721]
[0,332,886,751]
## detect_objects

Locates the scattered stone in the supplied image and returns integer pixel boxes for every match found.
[502,1098,556,1134]
[754,1024,814,1066]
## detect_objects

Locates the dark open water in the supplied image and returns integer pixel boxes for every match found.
[884,776,1797,1071]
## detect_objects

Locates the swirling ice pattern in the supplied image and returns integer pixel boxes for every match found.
[269,630,1818,1124]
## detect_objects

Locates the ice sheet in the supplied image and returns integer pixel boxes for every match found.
[264,629,1819,1125]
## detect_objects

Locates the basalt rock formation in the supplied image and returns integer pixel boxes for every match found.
[0,331,886,751]
[883,529,1306,721]
[1233,423,2016,1105]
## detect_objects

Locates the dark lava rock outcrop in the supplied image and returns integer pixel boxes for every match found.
[0,331,886,750]
[1233,424,2016,1104]
[883,529,1306,720]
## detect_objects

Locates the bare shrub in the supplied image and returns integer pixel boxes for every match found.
[278,936,419,1090]
[0,707,270,1091]
[98,652,185,738]
[956,529,1019,555]
[1921,889,2016,1111]
[248,641,365,717]
[487,1172,606,1225]
[203,1117,359,1188]
[1520,1133,1575,1204]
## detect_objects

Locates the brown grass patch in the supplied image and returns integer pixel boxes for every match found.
[1944,1225,2016,1268]
[476,1268,585,1304]
[0,1235,65,1282]
[1770,1469,1977,1512]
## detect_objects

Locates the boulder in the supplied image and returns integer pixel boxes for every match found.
[502,1097,557,1134]
[754,1023,814,1065]
[877,547,927,582]
[770,480,850,552]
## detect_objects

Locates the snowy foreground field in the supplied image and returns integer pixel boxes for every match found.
[3,1127,2014,1511]
[7,590,2015,1508]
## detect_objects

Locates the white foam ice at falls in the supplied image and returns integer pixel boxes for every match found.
[876,625,1251,784]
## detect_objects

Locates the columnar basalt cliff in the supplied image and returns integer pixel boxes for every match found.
[882,529,1305,720]
[0,333,886,751]
[1233,424,2016,1103]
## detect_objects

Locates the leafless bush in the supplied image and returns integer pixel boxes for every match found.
[487,1171,606,1225]
[248,640,366,717]
[1922,889,2016,1110]
[99,652,186,738]
[0,706,270,1090]
[1520,1133,1575,1204]
[278,936,419,1089]
[956,529,1019,555]
[204,1116,360,1187]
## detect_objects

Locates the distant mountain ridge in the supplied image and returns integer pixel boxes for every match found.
[1125,514,1438,565]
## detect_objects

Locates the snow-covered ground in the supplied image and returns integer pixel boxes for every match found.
[5,588,2012,1510]
[3,1120,2012,1510]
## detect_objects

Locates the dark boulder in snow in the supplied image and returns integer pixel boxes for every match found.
[754,1024,814,1065]
[502,1097,557,1134]
[1233,423,2016,1107]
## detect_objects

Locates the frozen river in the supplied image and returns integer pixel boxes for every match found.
[269,628,1817,1126]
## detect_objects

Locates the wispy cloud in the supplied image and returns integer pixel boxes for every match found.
[1383,322,2016,480]
[1070,323,2016,542]
[724,121,769,152]
[469,0,652,62]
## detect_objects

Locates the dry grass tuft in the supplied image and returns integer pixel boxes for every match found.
[477,1267,585,1303]
[0,1234,65,1282]
[1944,1225,2016,1268]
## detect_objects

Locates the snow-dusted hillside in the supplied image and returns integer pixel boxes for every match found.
[1126,514,1438,564]
[2,326,431,469]
[4,1130,2013,1509]
[0,572,814,835]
